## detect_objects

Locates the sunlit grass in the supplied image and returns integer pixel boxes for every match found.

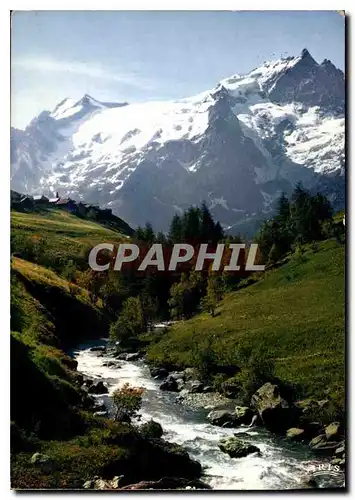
[147,239,345,402]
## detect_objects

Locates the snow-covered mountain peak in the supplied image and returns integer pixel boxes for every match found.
[73,94,105,109]
[49,94,129,122]
[49,94,106,121]
[219,48,333,108]
[300,47,315,61]
[249,55,301,88]
[11,49,345,232]
[219,51,308,101]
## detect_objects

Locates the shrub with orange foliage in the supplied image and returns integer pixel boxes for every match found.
[112,383,144,422]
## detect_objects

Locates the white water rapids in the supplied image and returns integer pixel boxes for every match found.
[72,340,343,490]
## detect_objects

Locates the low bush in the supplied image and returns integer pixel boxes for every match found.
[112,383,144,422]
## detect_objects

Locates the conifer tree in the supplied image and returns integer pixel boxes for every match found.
[168,214,183,243]
[143,222,155,244]
[200,201,216,242]
[214,221,224,242]
[134,226,146,241]
[182,207,201,241]
[276,192,290,224]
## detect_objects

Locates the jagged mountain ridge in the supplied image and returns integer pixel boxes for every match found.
[11,49,345,232]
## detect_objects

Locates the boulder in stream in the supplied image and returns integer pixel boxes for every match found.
[88,381,108,394]
[160,376,179,392]
[218,437,261,458]
[309,434,340,455]
[235,406,255,425]
[139,420,164,439]
[102,360,121,368]
[207,410,236,427]
[126,352,141,361]
[250,382,297,432]
[177,391,232,411]
[150,367,169,379]
[90,346,106,352]
[286,428,305,441]
[325,422,342,441]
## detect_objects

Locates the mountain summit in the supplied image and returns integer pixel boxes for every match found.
[11,50,345,232]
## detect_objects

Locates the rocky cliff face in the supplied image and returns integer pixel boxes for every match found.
[266,49,344,113]
[11,49,345,233]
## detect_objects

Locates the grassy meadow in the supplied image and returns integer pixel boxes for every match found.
[146,239,345,406]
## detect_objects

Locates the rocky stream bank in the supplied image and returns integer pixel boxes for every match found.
[66,340,346,490]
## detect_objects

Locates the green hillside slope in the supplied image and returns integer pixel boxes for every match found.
[11,208,130,265]
[147,239,345,409]
[11,208,201,489]
[11,209,130,435]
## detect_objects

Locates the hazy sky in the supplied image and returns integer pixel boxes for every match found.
[11,10,345,129]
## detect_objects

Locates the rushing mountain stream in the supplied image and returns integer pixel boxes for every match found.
[72,340,344,490]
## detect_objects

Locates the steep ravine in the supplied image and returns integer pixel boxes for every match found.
[72,340,343,490]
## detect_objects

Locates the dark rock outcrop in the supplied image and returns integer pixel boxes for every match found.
[142,438,202,480]
[267,49,344,114]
